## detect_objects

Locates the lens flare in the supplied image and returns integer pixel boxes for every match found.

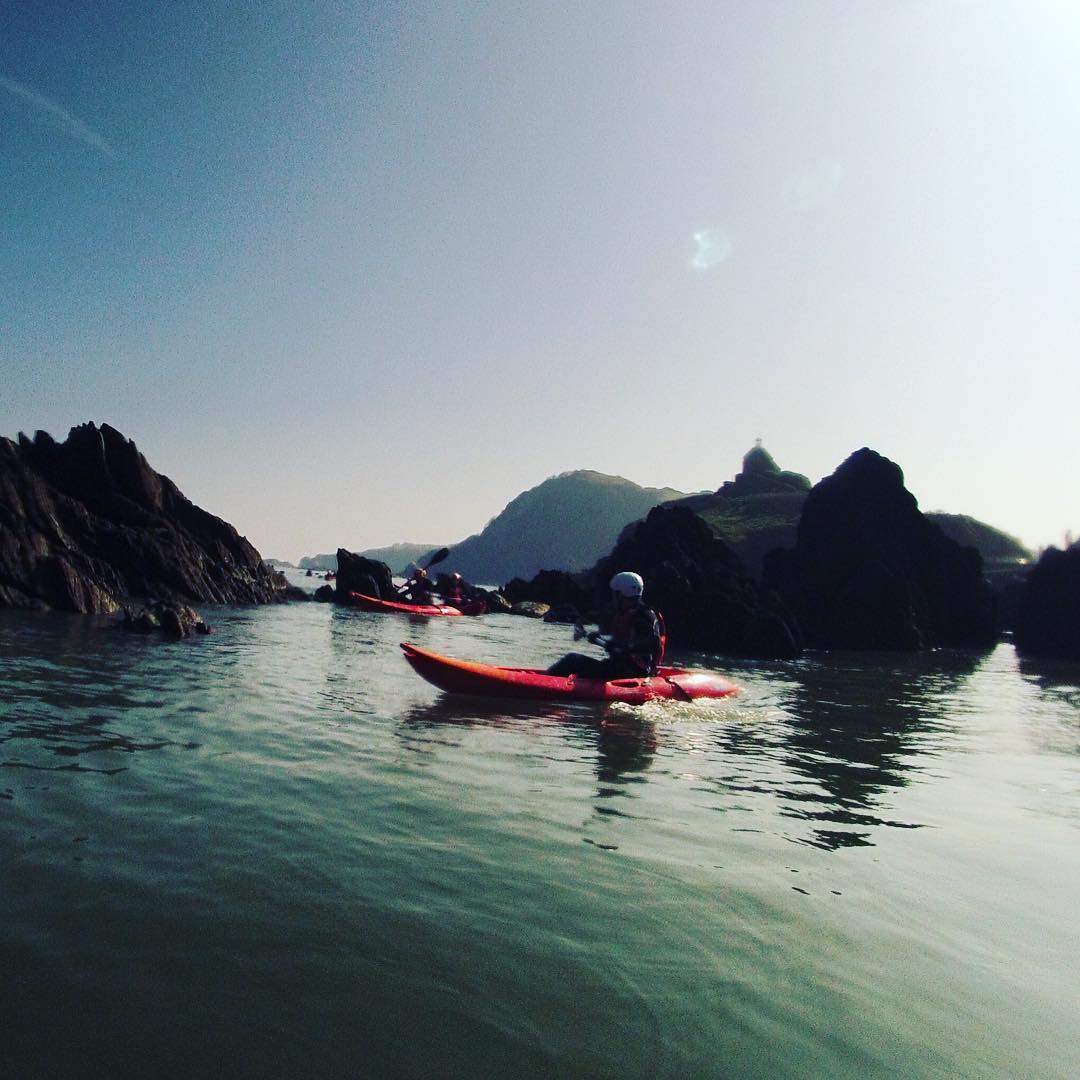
[691,228,733,270]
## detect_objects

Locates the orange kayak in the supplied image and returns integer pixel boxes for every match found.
[348,592,464,616]
[400,642,740,704]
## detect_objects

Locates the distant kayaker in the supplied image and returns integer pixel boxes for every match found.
[444,572,467,607]
[400,566,436,605]
[547,571,663,679]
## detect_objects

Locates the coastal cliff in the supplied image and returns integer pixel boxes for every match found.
[0,422,293,613]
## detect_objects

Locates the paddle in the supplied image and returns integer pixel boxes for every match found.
[660,673,694,702]
[574,623,610,648]
[422,547,450,571]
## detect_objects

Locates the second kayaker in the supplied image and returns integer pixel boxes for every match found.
[444,572,467,607]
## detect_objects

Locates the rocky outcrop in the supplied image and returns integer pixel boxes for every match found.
[1014,544,1080,660]
[124,601,212,638]
[510,601,550,619]
[334,548,395,602]
[504,506,802,659]
[762,448,997,650]
[501,569,591,611]
[0,423,298,613]
[665,445,1026,598]
[475,589,512,614]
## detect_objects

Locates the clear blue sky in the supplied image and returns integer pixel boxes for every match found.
[3,1,1077,561]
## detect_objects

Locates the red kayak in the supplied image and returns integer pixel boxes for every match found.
[400,642,740,704]
[348,592,464,616]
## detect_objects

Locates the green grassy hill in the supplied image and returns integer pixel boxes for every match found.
[446,470,687,584]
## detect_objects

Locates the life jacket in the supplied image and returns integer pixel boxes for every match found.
[611,601,663,676]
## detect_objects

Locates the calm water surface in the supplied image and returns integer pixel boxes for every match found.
[2,574,1078,1079]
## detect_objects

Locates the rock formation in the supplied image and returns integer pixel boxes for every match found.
[333,548,395,602]
[0,422,298,613]
[504,506,802,659]
[1014,543,1080,660]
[123,600,212,638]
[761,448,997,650]
[665,443,1027,596]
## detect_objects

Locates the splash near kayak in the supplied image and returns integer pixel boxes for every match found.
[400,642,739,704]
[348,592,465,617]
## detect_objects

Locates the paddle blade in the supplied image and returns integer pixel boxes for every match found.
[424,547,450,570]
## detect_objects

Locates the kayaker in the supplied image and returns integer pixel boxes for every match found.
[546,571,663,679]
[400,566,436,605]
[444,572,467,607]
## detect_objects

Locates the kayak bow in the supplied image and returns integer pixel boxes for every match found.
[400,642,739,704]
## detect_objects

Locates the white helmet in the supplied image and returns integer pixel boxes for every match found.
[609,571,644,598]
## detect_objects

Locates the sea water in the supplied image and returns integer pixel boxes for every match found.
[2,572,1078,1079]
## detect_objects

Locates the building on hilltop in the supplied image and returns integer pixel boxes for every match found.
[716,441,811,497]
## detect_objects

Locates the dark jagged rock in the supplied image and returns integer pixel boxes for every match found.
[762,448,997,651]
[0,423,294,613]
[666,444,1028,600]
[1014,544,1080,660]
[504,506,802,659]
[928,513,1031,633]
[333,549,395,602]
[502,569,591,610]
[475,589,512,614]
[123,601,212,639]
[543,603,584,625]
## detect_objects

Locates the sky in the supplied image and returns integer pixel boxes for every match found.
[2,1,1078,562]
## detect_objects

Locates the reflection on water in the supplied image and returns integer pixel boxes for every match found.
[400,695,658,786]
[594,713,657,784]
[1,709,197,769]
[1,611,202,775]
[762,649,986,850]
[390,644,1005,853]
[1018,655,1080,710]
